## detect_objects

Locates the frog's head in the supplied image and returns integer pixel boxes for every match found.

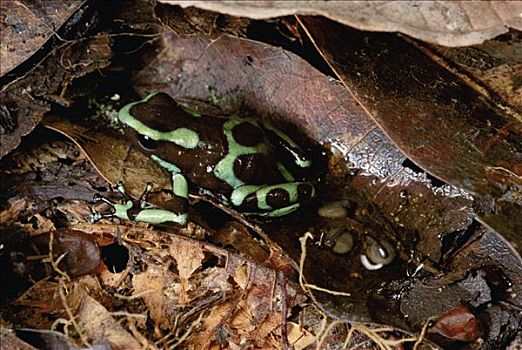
[118,93,200,157]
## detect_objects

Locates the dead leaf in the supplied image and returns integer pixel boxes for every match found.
[0,329,37,350]
[170,240,205,280]
[14,329,107,350]
[0,0,85,77]
[431,34,522,112]
[1,35,112,158]
[428,305,482,342]
[132,266,171,324]
[164,1,522,46]
[170,240,204,305]
[287,322,316,350]
[0,198,30,229]
[77,295,143,349]
[299,16,522,198]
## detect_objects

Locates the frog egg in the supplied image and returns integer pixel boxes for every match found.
[317,200,350,218]
[360,236,396,271]
[323,226,354,254]
[332,231,354,254]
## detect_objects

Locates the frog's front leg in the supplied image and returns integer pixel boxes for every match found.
[131,173,189,225]
[93,174,189,225]
[230,182,315,217]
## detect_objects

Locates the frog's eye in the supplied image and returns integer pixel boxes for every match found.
[137,135,159,151]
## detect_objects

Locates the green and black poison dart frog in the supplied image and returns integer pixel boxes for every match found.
[93,92,315,225]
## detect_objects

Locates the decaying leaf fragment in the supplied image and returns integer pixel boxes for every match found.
[428,305,482,342]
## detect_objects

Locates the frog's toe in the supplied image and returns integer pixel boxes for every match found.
[90,212,102,223]
[114,181,129,195]
[93,193,115,205]
[90,211,115,223]
[138,182,154,207]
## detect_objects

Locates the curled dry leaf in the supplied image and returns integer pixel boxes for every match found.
[164,0,522,47]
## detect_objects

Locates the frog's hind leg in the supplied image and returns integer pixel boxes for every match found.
[91,174,189,225]
[261,122,312,170]
[230,182,314,218]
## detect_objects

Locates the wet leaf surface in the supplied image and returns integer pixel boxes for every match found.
[298,16,522,250]
[299,16,522,199]
[164,0,522,47]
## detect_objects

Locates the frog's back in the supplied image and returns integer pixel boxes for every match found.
[177,114,286,192]
[127,93,284,193]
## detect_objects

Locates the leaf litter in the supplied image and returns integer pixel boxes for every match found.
[1,2,521,349]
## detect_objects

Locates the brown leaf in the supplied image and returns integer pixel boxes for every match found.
[77,295,142,348]
[1,229,101,299]
[170,240,205,305]
[33,230,101,277]
[0,0,84,77]
[1,35,112,158]
[134,31,376,150]
[163,0,522,46]
[170,239,205,280]
[430,34,522,112]
[132,265,172,324]
[429,305,482,342]
[299,16,521,198]
[45,119,170,197]
[13,329,101,350]
[0,329,37,350]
